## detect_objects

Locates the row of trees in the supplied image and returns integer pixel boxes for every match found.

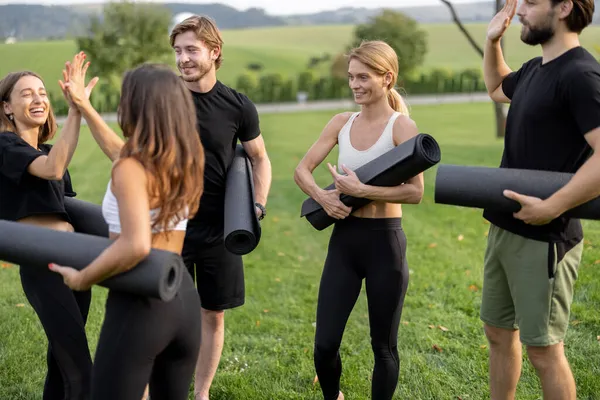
[49,66,488,115]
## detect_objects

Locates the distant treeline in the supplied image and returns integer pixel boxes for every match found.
[4,1,599,42]
[48,66,487,115]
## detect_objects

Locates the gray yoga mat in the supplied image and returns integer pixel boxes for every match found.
[0,202,184,301]
[224,144,262,255]
[64,196,109,237]
[300,133,441,231]
[434,164,600,219]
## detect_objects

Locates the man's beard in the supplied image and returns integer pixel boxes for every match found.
[178,62,210,82]
[520,14,556,45]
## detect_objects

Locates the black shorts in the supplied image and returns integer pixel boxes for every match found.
[182,227,245,312]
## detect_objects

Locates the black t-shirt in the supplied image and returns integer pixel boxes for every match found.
[186,80,260,244]
[483,46,600,243]
[0,131,76,223]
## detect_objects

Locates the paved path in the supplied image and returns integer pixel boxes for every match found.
[56,92,492,124]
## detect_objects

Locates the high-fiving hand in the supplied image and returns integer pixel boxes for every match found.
[487,0,517,42]
[58,51,99,110]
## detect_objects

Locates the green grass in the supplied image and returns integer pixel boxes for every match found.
[2,23,600,98]
[1,102,599,399]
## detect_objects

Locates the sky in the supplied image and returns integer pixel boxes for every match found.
[0,0,482,16]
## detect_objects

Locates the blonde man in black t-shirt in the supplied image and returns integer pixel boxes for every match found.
[482,1,600,399]
[169,15,273,400]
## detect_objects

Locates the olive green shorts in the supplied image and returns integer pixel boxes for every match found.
[480,224,583,347]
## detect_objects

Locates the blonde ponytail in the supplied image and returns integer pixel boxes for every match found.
[387,88,409,116]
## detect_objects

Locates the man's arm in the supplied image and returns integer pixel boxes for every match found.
[544,128,600,215]
[483,0,517,103]
[241,134,272,210]
[238,97,271,218]
[483,39,513,103]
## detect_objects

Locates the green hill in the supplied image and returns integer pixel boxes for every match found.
[1,23,599,98]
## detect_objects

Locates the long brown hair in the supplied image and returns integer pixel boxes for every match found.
[0,71,58,143]
[117,63,205,232]
[347,40,410,116]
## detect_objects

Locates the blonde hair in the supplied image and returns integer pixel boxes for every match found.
[169,15,224,70]
[347,40,410,116]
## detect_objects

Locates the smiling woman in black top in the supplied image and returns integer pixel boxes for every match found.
[0,52,98,399]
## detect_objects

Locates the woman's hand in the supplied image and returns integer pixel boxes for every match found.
[59,51,99,110]
[327,163,366,198]
[317,188,352,220]
[48,263,92,291]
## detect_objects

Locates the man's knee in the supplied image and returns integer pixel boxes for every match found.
[201,308,224,329]
[484,323,520,348]
[526,342,565,372]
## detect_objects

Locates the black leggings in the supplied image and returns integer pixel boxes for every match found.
[19,266,93,400]
[91,268,202,400]
[314,216,409,400]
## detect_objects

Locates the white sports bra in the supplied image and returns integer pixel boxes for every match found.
[337,111,400,173]
[101,180,188,234]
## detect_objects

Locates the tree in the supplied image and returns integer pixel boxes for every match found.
[440,0,507,138]
[350,9,428,79]
[76,1,174,89]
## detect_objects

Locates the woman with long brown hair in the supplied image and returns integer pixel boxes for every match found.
[49,56,205,400]
[0,53,97,399]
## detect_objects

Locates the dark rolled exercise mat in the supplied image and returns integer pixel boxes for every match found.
[300,133,442,231]
[434,164,600,219]
[223,144,262,255]
[0,220,184,301]
[64,196,109,237]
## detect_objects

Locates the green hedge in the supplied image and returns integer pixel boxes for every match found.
[50,67,487,115]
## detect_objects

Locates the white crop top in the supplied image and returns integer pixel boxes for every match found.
[101,180,189,234]
[337,111,400,173]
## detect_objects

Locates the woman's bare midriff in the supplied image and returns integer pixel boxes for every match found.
[17,214,75,232]
[108,230,186,254]
[351,201,402,219]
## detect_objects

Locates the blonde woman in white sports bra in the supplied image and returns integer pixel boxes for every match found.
[294,40,424,400]
[48,58,205,400]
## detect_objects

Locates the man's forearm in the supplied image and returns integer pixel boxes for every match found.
[252,154,272,206]
[483,39,512,93]
[547,153,600,216]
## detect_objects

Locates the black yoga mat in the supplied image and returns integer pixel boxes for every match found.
[64,196,109,237]
[300,133,442,231]
[0,220,184,301]
[434,164,600,219]
[223,144,262,255]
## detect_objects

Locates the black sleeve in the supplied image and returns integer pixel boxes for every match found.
[564,69,600,136]
[501,58,538,99]
[0,134,44,185]
[237,96,261,142]
[63,168,77,197]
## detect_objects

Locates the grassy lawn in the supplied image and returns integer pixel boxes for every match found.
[2,22,599,98]
[0,102,599,399]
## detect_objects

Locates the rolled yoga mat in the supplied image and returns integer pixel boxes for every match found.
[64,196,109,237]
[0,220,185,301]
[433,164,600,219]
[300,133,442,231]
[223,144,262,255]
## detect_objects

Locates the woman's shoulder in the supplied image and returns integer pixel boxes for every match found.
[328,111,357,131]
[391,114,419,145]
[0,131,19,145]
